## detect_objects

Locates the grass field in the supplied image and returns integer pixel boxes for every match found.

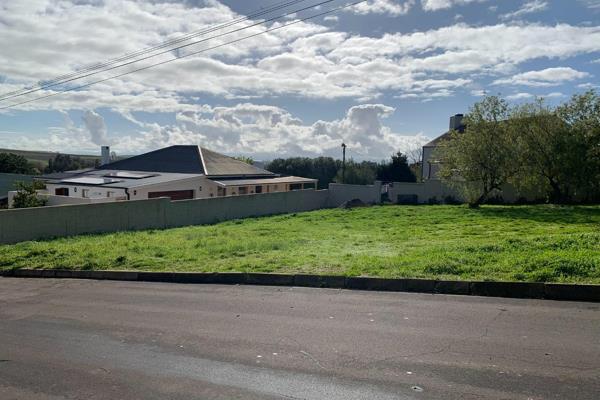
[1,205,599,283]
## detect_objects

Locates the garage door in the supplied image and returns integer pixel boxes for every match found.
[148,190,194,200]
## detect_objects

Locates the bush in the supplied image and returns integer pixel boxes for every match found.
[11,181,47,209]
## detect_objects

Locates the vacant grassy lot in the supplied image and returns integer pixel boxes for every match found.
[1,205,599,283]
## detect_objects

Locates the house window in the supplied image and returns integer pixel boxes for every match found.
[82,189,89,198]
[239,187,248,195]
[217,187,226,197]
[55,188,69,196]
[107,191,114,198]
[198,186,202,192]
[303,182,316,189]
[289,183,302,191]
[255,185,263,194]
[133,190,137,196]
[73,187,77,192]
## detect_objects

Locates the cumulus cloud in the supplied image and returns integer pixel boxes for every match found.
[493,67,590,87]
[4,103,430,160]
[349,0,415,16]
[500,0,548,20]
[420,0,486,11]
[82,110,110,145]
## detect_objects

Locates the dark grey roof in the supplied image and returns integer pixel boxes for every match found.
[423,125,466,148]
[96,145,274,177]
[98,145,205,174]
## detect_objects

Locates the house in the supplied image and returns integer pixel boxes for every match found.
[34,145,316,205]
[421,114,465,181]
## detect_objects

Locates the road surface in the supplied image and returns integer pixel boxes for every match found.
[0,278,599,399]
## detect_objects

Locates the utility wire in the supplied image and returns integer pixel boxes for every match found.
[0,0,337,103]
[0,0,367,110]
[0,0,310,100]
[0,0,307,101]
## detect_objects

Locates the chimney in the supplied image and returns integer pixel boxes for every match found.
[101,146,110,166]
[449,114,464,131]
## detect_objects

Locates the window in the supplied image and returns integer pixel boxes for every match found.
[198,186,202,192]
[82,189,89,198]
[289,183,302,191]
[239,187,248,195]
[133,190,137,196]
[255,185,263,194]
[217,187,226,197]
[303,182,316,189]
[55,188,69,196]
[73,187,77,192]
[107,191,114,198]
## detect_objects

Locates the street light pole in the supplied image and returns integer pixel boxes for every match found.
[341,142,347,184]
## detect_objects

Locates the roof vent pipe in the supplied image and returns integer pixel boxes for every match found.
[101,146,110,166]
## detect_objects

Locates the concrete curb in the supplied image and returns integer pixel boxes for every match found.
[1,269,599,302]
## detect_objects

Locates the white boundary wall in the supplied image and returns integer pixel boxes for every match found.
[0,183,382,244]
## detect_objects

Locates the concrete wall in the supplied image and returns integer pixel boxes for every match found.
[389,180,541,204]
[327,181,382,207]
[389,180,459,204]
[0,189,334,244]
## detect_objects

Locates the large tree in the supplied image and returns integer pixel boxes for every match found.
[437,96,518,207]
[512,99,585,203]
[376,152,416,183]
[0,152,36,174]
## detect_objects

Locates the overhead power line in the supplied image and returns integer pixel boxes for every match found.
[1,0,367,110]
[0,0,310,101]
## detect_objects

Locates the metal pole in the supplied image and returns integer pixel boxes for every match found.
[341,142,346,184]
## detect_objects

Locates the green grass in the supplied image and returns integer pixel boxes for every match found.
[1,205,600,283]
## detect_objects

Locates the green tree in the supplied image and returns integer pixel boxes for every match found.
[512,99,584,203]
[438,96,518,207]
[334,160,377,185]
[266,157,340,189]
[233,156,254,165]
[0,152,36,174]
[556,90,600,202]
[11,181,47,208]
[45,154,95,173]
[376,152,416,183]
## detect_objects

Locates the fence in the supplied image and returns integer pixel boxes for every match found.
[0,183,381,244]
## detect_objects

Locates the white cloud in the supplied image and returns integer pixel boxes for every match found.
[3,103,430,160]
[500,1,548,20]
[0,2,599,113]
[493,67,590,87]
[506,92,534,100]
[349,0,415,16]
[323,15,339,22]
[82,110,110,146]
[579,0,600,9]
[420,0,486,11]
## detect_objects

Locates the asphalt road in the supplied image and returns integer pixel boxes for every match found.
[0,278,599,400]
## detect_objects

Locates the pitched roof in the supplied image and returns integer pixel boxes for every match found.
[200,147,274,177]
[423,131,453,147]
[97,145,274,177]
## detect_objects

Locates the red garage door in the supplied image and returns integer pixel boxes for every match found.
[148,190,194,200]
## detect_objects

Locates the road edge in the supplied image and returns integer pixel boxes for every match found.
[1,269,598,302]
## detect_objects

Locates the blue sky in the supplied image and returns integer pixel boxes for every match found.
[0,0,599,161]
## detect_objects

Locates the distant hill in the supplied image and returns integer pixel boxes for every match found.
[0,148,102,165]
[0,148,130,173]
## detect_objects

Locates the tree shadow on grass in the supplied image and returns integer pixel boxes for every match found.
[476,205,600,225]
